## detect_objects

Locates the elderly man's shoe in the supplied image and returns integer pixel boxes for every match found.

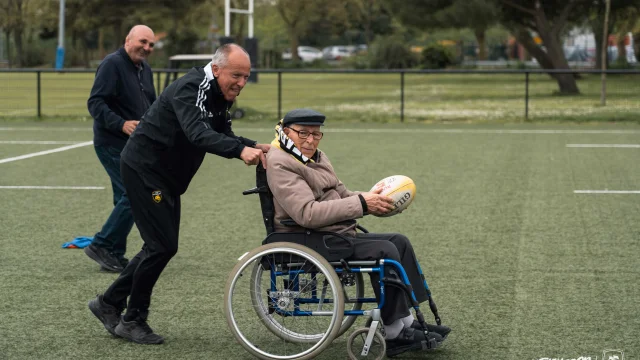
[386,327,442,357]
[410,320,451,339]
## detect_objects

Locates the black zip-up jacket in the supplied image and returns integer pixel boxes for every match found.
[121,63,257,195]
[88,47,156,150]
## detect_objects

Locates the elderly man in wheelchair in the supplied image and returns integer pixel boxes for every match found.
[224,109,451,360]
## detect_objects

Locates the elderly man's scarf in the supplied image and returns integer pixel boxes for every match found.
[270,119,315,165]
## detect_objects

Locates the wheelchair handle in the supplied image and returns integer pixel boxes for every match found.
[242,186,267,195]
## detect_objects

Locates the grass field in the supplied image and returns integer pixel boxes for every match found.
[1,72,639,122]
[1,120,639,360]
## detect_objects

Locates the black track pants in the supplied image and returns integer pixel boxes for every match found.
[103,162,180,316]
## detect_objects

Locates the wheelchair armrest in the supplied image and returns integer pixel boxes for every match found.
[321,232,354,250]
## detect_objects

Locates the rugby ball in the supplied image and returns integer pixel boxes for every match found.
[369,175,416,217]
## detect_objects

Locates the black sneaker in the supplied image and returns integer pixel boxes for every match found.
[386,327,442,357]
[100,257,129,273]
[85,244,124,272]
[410,320,451,339]
[114,318,164,344]
[88,294,122,336]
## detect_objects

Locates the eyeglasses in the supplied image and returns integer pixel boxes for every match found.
[287,127,324,140]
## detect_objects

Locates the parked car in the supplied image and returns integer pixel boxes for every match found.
[322,46,352,60]
[282,46,323,62]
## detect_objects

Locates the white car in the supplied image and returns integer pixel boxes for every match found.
[322,46,352,60]
[282,46,323,62]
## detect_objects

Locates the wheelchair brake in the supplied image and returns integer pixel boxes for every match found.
[339,259,356,286]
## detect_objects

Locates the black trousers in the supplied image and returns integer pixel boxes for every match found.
[348,233,428,325]
[103,162,180,318]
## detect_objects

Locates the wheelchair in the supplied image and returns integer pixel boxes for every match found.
[224,165,444,360]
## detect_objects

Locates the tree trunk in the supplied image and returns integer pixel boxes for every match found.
[13,28,23,67]
[98,28,105,59]
[5,30,11,68]
[474,28,487,61]
[289,32,300,62]
[591,6,615,71]
[593,26,604,70]
[616,33,627,66]
[513,27,579,94]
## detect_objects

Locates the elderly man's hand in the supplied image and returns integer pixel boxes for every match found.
[361,187,395,216]
[240,146,267,169]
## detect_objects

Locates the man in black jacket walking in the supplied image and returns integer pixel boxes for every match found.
[83,25,156,273]
[88,43,269,344]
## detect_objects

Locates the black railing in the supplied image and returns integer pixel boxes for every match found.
[1,68,638,122]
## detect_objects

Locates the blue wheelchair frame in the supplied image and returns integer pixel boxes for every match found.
[267,256,441,327]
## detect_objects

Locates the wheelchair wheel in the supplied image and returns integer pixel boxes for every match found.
[337,272,364,337]
[225,242,345,360]
[347,328,386,360]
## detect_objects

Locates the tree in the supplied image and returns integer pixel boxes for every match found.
[0,0,33,66]
[388,0,498,60]
[586,0,640,69]
[272,0,353,62]
[611,3,640,66]
[497,0,595,94]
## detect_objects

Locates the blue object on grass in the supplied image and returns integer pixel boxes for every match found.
[62,236,93,249]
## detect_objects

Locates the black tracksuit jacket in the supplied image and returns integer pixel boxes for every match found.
[88,47,156,150]
[121,63,257,195]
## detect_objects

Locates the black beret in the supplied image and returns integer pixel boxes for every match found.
[282,108,325,127]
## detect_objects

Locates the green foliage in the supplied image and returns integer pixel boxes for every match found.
[164,29,200,61]
[19,44,47,67]
[343,53,371,69]
[369,36,417,69]
[420,44,456,69]
[279,59,331,69]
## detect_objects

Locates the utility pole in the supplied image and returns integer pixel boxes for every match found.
[600,0,611,106]
[55,0,65,69]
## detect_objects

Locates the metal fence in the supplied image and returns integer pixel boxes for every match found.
[1,68,638,122]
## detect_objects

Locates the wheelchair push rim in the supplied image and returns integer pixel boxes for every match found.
[224,242,345,360]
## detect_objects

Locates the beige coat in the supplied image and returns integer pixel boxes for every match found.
[266,147,364,235]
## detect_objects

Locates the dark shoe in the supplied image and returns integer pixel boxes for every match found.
[85,244,124,272]
[386,327,441,357]
[410,320,451,339]
[100,257,129,273]
[114,318,164,344]
[88,294,122,336]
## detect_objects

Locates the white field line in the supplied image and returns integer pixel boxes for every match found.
[0,186,104,190]
[574,190,640,194]
[0,140,83,145]
[2,127,640,134]
[0,127,92,131]
[0,141,93,164]
[1,102,85,116]
[237,128,640,135]
[567,144,640,148]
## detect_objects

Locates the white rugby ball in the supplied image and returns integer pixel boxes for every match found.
[369,175,416,217]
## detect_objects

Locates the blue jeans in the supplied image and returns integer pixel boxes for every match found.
[92,145,134,258]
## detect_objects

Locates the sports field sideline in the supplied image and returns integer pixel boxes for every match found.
[1,120,639,360]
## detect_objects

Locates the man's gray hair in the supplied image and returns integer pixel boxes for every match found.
[211,43,249,67]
